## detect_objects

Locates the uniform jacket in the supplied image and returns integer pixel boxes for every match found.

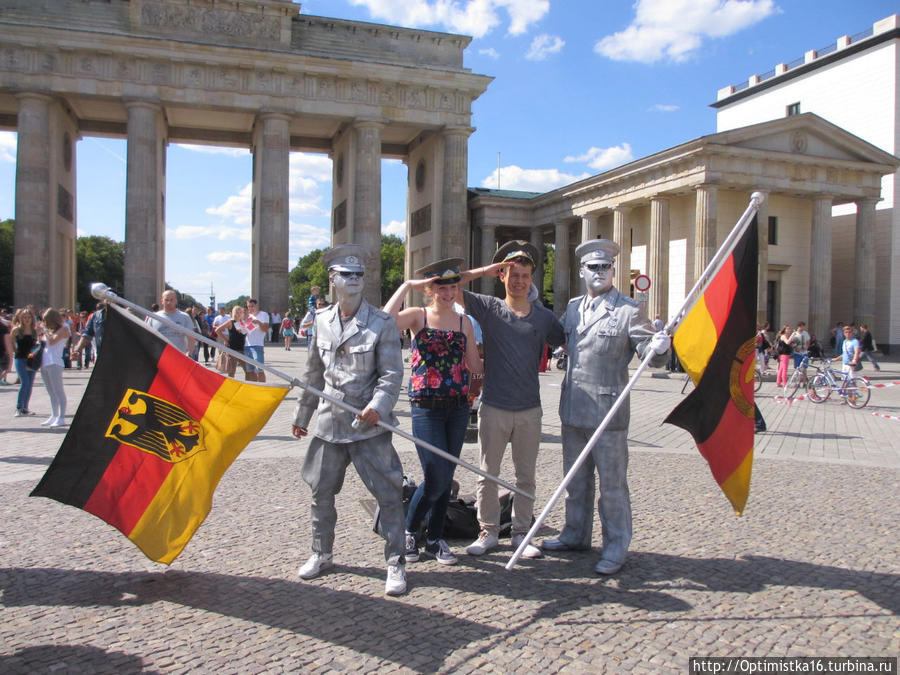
[559,289,668,430]
[293,300,402,442]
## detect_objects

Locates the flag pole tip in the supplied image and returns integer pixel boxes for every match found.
[750,191,766,206]
[91,282,111,300]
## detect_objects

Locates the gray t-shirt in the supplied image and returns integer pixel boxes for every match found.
[464,290,564,411]
[150,309,195,353]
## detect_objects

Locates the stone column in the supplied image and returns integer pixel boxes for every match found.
[480,223,496,295]
[694,186,718,283]
[808,196,833,342]
[353,120,383,306]
[125,100,167,310]
[251,112,290,311]
[441,126,472,260]
[649,197,670,322]
[581,213,599,243]
[755,193,769,327]
[612,206,630,294]
[531,226,544,299]
[553,221,570,313]
[853,197,878,330]
[14,93,52,308]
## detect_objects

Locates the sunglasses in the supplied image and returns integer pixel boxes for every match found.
[583,261,613,272]
[337,270,364,278]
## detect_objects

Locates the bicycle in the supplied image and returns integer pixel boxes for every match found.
[681,366,762,395]
[807,361,871,408]
[782,354,823,398]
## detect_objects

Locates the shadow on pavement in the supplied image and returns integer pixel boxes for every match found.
[0,644,155,675]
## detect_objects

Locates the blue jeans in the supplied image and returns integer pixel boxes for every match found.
[243,345,264,373]
[14,358,36,412]
[406,403,470,540]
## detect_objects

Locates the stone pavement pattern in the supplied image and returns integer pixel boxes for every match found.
[0,347,898,673]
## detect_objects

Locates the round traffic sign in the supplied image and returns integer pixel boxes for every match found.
[634,274,651,292]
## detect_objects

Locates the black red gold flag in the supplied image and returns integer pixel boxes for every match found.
[31,305,288,563]
[664,216,758,514]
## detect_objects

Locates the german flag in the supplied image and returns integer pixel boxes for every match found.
[664,216,758,515]
[31,305,288,563]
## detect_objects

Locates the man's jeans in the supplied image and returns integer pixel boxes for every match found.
[406,403,469,539]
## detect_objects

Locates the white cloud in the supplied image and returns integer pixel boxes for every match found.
[382,219,406,238]
[171,224,250,240]
[177,144,250,157]
[564,143,634,171]
[0,132,16,163]
[479,47,500,59]
[650,104,680,112]
[594,0,777,64]
[482,165,589,192]
[290,152,332,183]
[206,251,250,263]
[525,34,564,61]
[346,0,549,38]
[206,183,252,226]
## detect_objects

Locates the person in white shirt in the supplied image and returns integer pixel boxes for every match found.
[243,298,269,382]
[148,290,195,355]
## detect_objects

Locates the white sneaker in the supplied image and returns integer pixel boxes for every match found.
[385,563,407,595]
[50,420,68,428]
[511,534,543,559]
[298,552,333,579]
[466,531,499,556]
[14,409,24,418]
[41,417,56,426]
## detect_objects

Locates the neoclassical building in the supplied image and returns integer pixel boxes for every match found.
[467,113,898,348]
[0,0,491,309]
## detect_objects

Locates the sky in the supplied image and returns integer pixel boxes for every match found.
[0,0,897,307]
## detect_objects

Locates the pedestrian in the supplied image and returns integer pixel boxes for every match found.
[214,306,249,379]
[836,324,861,377]
[11,309,38,417]
[0,311,11,385]
[383,257,484,566]
[791,322,810,369]
[70,301,107,364]
[147,290,195,356]
[270,309,281,344]
[281,311,295,350]
[540,240,669,575]
[456,240,565,559]
[775,325,794,387]
[242,299,269,382]
[858,324,881,371]
[291,244,408,595]
[39,308,70,428]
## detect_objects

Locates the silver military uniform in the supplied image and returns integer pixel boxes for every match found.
[556,288,668,562]
[293,300,406,564]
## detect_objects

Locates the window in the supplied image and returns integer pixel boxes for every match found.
[786,102,800,116]
[768,216,778,245]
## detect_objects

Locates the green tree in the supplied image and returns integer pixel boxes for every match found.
[542,244,555,308]
[76,235,124,311]
[380,234,405,304]
[0,219,13,307]
[289,248,328,315]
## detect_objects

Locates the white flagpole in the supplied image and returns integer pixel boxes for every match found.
[90,284,532,500]
[505,192,764,570]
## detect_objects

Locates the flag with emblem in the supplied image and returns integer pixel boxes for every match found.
[31,304,288,564]
[664,216,758,515]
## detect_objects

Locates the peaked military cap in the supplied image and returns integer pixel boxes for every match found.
[575,239,619,263]
[323,244,367,272]
[415,257,465,285]
[492,240,539,267]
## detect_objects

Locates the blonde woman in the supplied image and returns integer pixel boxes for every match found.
[40,308,71,427]
[215,305,249,379]
[382,258,483,566]
[11,309,38,417]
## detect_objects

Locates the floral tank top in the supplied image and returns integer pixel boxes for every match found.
[409,309,469,401]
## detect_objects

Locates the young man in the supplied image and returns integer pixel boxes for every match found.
[243,299,269,382]
[147,290,195,356]
[457,240,565,559]
[291,245,408,595]
[541,239,669,575]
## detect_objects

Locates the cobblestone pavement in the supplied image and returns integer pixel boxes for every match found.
[1,346,898,673]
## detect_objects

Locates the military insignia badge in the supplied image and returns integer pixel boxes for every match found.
[106,389,205,462]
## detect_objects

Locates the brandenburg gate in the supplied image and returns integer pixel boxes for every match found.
[0,0,492,309]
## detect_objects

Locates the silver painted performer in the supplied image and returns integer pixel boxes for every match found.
[541,239,670,575]
[291,245,408,595]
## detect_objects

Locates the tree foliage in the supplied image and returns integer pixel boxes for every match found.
[76,235,124,311]
[542,244,555,308]
[380,234,405,305]
[0,219,12,308]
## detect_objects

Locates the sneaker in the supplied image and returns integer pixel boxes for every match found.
[511,533,543,559]
[385,563,407,595]
[22,410,36,416]
[297,552,333,579]
[14,409,24,418]
[466,531,499,556]
[41,417,57,426]
[594,558,623,575]
[424,539,458,565]
[50,420,68,428]
[404,532,419,562]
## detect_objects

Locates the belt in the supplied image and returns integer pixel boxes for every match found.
[410,397,469,410]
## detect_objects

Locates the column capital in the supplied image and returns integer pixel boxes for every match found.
[442,125,475,138]
[14,91,53,104]
[353,117,387,130]
[123,98,163,111]
[255,110,291,122]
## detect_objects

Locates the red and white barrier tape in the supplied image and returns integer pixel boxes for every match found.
[869,380,900,389]
[872,412,900,422]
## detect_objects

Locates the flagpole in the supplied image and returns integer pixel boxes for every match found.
[505,192,764,570]
[89,284,532,501]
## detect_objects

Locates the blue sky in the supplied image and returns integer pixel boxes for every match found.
[0,0,897,307]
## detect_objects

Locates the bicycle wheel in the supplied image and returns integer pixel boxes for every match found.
[754,369,762,392]
[784,370,803,398]
[845,376,871,409]
[807,373,831,403]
